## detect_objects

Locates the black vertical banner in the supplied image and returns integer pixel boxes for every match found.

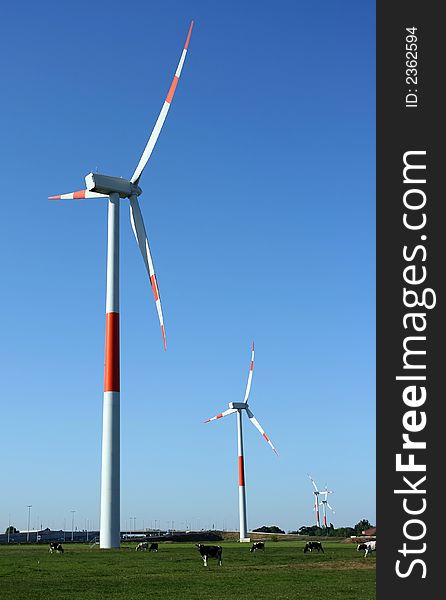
[377,2,443,596]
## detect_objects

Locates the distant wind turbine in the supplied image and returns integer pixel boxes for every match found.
[49,22,194,549]
[308,474,322,528]
[204,343,278,542]
[319,485,335,529]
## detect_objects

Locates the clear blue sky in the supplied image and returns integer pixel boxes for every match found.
[0,0,375,534]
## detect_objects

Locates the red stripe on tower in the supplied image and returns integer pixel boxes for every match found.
[104,312,120,392]
[166,76,179,104]
[238,456,245,486]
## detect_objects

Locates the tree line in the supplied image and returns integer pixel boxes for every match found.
[254,519,374,537]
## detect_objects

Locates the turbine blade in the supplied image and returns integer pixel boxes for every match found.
[243,342,255,403]
[246,407,278,455]
[130,21,194,185]
[308,474,319,492]
[48,190,108,200]
[204,408,237,423]
[129,195,166,350]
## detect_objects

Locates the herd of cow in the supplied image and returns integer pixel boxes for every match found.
[135,542,158,551]
[48,539,376,565]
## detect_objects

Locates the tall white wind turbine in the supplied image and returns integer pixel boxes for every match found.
[319,485,335,529]
[205,343,278,542]
[308,474,322,528]
[49,22,194,549]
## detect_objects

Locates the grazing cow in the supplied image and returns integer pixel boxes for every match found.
[303,541,324,553]
[135,541,149,551]
[357,540,376,557]
[250,541,265,552]
[149,542,158,552]
[195,544,223,567]
[49,542,64,554]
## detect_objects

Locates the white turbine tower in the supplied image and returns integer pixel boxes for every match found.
[319,485,335,529]
[204,343,278,542]
[49,22,194,549]
[308,474,322,528]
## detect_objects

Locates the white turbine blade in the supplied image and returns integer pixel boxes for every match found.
[321,487,333,501]
[327,502,335,512]
[243,342,255,403]
[129,195,166,350]
[130,21,194,185]
[204,408,237,423]
[48,190,108,200]
[246,407,278,455]
[308,474,319,493]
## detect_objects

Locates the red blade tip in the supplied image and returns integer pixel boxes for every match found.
[185,21,194,49]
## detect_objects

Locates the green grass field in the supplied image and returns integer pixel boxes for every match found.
[0,541,375,600]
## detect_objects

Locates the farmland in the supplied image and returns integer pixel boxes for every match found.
[0,540,375,600]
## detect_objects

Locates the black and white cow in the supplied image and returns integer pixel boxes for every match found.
[149,542,158,552]
[303,541,324,553]
[250,541,265,552]
[49,542,64,554]
[135,541,149,551]
[195,544,223,567]
[357,540,376,557]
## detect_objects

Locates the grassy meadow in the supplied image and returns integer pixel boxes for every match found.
[0,540,375,600]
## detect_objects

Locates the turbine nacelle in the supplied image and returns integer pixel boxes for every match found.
[85,172,142,198]
[229,402,248,410]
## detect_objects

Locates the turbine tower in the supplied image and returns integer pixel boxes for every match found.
[49,22,194,549]
[308,474,322,528]
[205,343,278,542]
[319,485,335,529]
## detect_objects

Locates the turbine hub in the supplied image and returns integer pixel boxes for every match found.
[85,172,142,198]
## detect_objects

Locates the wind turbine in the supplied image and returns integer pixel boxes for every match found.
[49,22,194,549]
[319,485,335,529]
[308,474,322,528]
[204,343,278,542]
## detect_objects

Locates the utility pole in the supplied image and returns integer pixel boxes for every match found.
[71,510,76,542]
[27,505,32,542]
